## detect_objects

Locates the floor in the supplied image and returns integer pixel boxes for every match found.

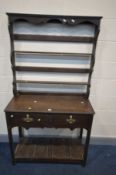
[0,143,116,175]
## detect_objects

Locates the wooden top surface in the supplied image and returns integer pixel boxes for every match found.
[5,94,94,114]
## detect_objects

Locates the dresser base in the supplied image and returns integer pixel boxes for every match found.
[5,94,94,166]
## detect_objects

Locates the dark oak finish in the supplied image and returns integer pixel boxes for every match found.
[7,13,101,96]
[5,95,94,114]
[17,91,87,96]
[14,34,94,43]
[5,94,94,165]
[5,13,102,166]
[15,137,84,163]
[15,66,91,73]
[7,13,102,26]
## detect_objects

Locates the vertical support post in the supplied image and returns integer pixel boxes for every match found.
[83,115,93,166]
[7,127,15,165]
[8,19,17,95]
[79,128,83,141]
[5,113,15,165]
[83,129,91,166]
[18,127,24,140]
[87,25,100,98]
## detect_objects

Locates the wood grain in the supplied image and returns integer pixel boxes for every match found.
[15,137,84,162]
[5,94,94,114]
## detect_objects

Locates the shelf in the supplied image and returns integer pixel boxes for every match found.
[16,80,89,85]
[17,83,87,95]
[17,91,87,96]
[15,51,92,57]
[15,66,91,73]
[14,34,94,43]
[15,137,84,163]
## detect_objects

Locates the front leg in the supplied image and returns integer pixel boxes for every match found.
[7,127,15,165]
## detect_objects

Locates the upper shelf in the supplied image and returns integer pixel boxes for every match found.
[8,14,102,43]
[7,13,102,96]
[13,23,95,36]
[13,22,95,42]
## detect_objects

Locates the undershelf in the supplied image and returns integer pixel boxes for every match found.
[15,137,84,163]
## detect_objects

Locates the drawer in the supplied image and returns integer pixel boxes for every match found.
[6,113,93,130]
[51,114,93,130]
[7,113,52,128]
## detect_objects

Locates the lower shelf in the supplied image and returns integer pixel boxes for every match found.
[15,137,84,163]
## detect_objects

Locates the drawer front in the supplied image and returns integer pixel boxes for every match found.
[51,114,93,130]
[7,113,52,128]
[6,113,93,130]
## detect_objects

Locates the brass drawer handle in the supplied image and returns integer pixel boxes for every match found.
[66,115,76,124]
[23,114,33,123]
